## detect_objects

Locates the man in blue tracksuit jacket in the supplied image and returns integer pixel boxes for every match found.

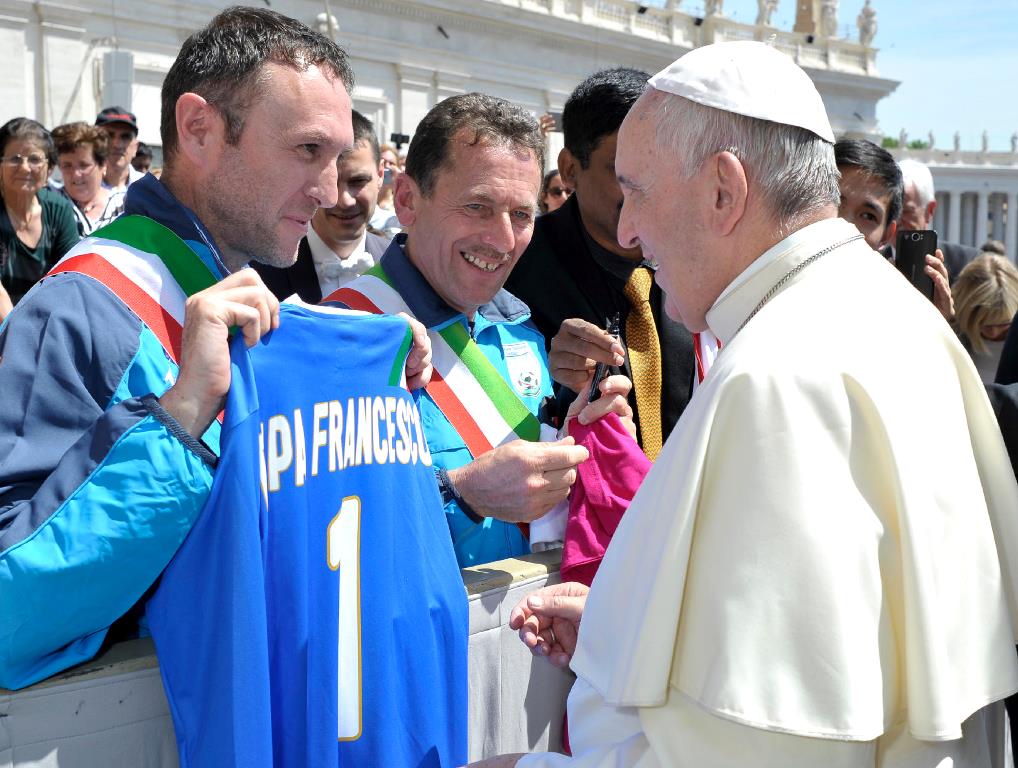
[369,236,554,566]
[0,8,432,690]
[340,94,599,568]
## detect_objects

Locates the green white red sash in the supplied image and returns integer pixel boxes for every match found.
[48,215,219,365]
[327,264,541,459]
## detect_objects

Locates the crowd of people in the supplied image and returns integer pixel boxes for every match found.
[1,6,1018,768]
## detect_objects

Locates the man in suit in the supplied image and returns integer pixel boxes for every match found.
[505,68,695,459]
[898,157,977,281]
[256,110,388,302]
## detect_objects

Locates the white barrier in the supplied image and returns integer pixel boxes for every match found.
[0,551,571,767]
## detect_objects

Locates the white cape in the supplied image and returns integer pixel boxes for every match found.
[570,218,1018,744]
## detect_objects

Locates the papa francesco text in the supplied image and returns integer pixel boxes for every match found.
[260,395,433,493]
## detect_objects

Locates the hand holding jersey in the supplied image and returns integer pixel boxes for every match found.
[446,438,589,524]
[159,269,280,437]
[396,311,434,389]
[447,374,632,523]
[160,276,432,440]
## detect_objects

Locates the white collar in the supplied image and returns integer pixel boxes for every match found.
[706,218,858,344]
[306,221,367,265]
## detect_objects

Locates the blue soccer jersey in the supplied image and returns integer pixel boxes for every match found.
[147,303,468,768]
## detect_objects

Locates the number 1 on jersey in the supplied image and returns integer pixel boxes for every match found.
[327,496,363,741]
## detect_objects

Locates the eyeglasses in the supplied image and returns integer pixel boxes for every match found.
[58,160,98,176]
[980,320,1012,342]
[548,186,572,198]
[2,154,47,170]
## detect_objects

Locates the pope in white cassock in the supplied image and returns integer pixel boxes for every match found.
[469,41,1018,768]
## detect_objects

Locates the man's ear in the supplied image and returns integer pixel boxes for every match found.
[376,157,385,183]
[393,172,421,228]
[710,151,748,237]
[926,199,937,225]
[174,93,224,169]
[557,147,578,189]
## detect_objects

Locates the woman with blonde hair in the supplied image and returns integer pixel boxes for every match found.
[953,253,1018,382]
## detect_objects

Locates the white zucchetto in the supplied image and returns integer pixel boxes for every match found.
[648,41,835,143]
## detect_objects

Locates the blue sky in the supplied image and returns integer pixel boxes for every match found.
[648,1,1018,151]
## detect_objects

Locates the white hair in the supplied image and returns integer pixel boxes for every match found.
[897,158,936,207]
[651,92,840,234]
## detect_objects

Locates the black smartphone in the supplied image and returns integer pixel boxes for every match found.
[895,230,937,302]
[588,314,621,403]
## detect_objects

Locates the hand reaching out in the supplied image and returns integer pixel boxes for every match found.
[509,581,590,668]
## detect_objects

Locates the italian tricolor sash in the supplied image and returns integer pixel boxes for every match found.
[327,264,541,459]
[48,215,219,365]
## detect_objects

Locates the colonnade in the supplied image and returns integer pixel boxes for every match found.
[932,187,1018,261]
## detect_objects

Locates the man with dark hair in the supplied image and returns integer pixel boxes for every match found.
[835,139,954,318]
[332,92,629,567]
[506,68,696,461]
[0,4,430,692]
[256,109,389,302]
[95,106,143,191]
[131,141,153,174]
[834,138,902,251]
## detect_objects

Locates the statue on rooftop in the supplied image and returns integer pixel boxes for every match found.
[982,130,990,153]
[1011,132,1017,154]
[898,128,908,148]
[756,0,778,26]
[705,0,723,16]
[857,0,876,46]
[820,0,838,38]
[927,131,935,150]
[953,131,961,152]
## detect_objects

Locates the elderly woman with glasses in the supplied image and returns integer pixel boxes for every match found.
[52,122,127,236]
[0,118,79,307]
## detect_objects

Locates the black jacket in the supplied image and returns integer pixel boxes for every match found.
[254,231,389,304]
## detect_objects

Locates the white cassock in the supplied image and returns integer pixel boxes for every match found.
[519,217,1018,768]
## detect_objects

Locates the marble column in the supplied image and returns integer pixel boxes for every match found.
[947,190,962,244]
[932,191,946,235]
[961,193,976,246]
[976,190,990,249]
[992,193,1006,242]
[396,64,435,136]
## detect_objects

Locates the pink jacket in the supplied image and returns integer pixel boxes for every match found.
[562,413,651,586]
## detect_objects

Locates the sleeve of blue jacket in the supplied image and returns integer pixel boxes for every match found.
[0,274,217,690]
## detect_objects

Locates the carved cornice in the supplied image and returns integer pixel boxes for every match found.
[334,0,682,64]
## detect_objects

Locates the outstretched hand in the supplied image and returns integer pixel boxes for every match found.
[510,581,590,668]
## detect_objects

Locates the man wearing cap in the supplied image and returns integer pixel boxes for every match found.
[473,41,1018,767]
[95,106,144,191]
